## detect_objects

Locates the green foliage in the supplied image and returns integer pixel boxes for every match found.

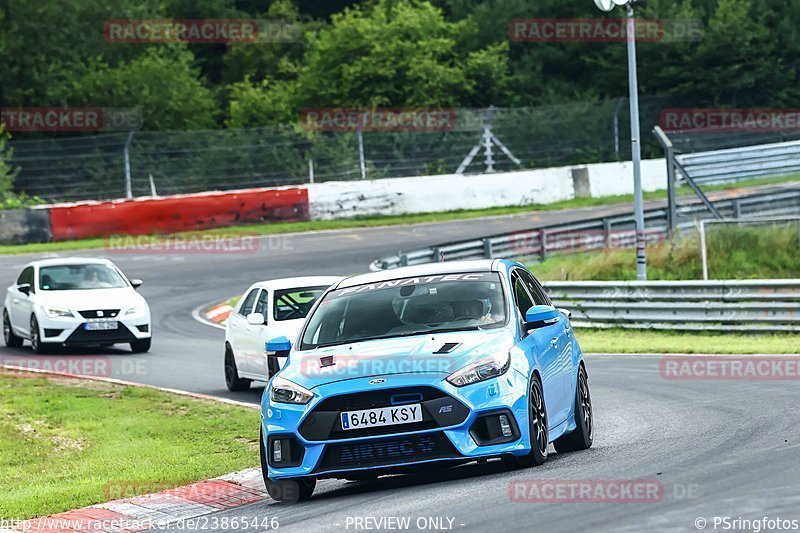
[0,125,17,199]
[532,224,800,281]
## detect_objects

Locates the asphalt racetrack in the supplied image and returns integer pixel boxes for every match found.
[1,204,798,532]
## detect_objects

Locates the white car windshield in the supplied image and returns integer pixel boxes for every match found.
[300,272,506,349]
[39,264,128,291]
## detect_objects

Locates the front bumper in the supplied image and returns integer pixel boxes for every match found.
[37,310,151,346]
[261,370,531,480]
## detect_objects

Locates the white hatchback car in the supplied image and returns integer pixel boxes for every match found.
[224,276,341,391]
[3,258,152,353]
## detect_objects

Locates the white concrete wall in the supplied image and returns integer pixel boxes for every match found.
[308,158,667,220]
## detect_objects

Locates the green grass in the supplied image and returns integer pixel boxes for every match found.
[0,372,259,519]
[577,328,800,354]
[1,174,798,255]
[532,224,800,281]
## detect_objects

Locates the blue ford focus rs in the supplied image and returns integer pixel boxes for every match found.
[260,259,593,502]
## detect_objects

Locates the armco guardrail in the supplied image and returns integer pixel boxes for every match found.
[544,280,800,332]
[675,140,800,185]
[371,186,800,270]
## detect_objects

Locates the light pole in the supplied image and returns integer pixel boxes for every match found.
[595,0,647,280]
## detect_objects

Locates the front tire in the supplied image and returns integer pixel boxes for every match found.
[506,373,548,468]
[3,310,23,348]
[130,338,151,353]
[260,428,315,502]
[554,365,593,453]
[29,315,52,354]
[224,346,251,391]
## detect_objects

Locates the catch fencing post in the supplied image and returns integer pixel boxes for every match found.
[124,131,135,199]
[358,113,367,180]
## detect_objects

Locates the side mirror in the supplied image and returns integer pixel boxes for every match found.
[557,307,572,319]
[247,312,266,326]
[17,283,31,296]
[266,336,292,357]
[525,305,559,329]
[130,279,143,290]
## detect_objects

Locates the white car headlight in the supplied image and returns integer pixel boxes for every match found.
[43,306,74,319]
[446,353,510,387]
[270,376,313,405]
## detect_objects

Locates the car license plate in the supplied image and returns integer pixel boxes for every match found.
[84,321,118,331]
[341,404,423,431]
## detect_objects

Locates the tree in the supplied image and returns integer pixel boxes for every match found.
[0,124,20,201]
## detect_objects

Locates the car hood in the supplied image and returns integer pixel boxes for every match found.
[280,327,516,390]
[37,288,145,311]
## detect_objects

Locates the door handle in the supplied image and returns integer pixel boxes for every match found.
[551,337,559,346]
[12,299,20,304]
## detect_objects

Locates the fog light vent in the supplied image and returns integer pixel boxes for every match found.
[499,414,512,437]
[273,440,283,462]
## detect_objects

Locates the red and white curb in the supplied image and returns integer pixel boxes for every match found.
[10,468,264,532]
[192,301,233,330]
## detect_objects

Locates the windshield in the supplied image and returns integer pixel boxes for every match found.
[300,272,506,349]
[39,264,128,291]
[273,286,330,322]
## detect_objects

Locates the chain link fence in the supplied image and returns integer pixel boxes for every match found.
[9,97,678,203]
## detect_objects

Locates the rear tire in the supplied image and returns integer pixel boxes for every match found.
[554,365,593,453]
[3,310,23,348]
[260,428,315,502]
[225,346,251,391]
[130,338,151,353]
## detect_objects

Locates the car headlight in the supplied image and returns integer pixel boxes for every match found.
[270,376,313,405]
[446,353,510,387]
[43,306,73,318]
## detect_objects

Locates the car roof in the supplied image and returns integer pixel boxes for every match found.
[252,276,344,291]
[24,257,114,269]
[336,259,503,289]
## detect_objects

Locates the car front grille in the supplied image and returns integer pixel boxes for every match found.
[78,309,120,319]
[65,324,136,345]
[318,432,460,472]
[298,386,470,441]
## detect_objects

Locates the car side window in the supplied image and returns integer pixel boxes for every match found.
[519,269,551,306]
[511,271,535,318]
[238,289,260,316]
[254,290,269,318]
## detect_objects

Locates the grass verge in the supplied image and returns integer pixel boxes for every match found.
[2,174,798,256]
[577,328,800,354]
[0,371,258,520]
[532,224,800,281]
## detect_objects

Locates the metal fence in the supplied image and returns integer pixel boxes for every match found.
[371,186,800,270]
[544,279,800,332]
[8,98,677,203]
